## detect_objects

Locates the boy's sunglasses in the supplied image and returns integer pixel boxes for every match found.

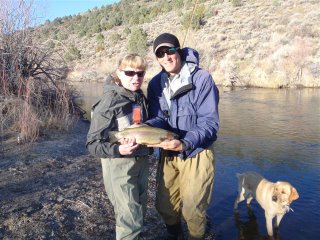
[156,47,179,58]
[122,70,145,78]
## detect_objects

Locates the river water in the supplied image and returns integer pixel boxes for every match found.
[76,82,320,240]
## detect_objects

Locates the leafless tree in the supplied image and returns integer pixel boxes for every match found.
[0,0,80,146]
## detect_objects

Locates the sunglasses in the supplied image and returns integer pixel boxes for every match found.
[156,47,179,58]
[122,70,145,78]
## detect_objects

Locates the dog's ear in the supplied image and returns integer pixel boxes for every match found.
[289,187,299,203]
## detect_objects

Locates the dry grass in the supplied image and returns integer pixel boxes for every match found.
[0,0,83,145]
[0,81,80,146]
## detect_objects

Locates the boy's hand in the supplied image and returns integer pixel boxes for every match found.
[148,139,183,152]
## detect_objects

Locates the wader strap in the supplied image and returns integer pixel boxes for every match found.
[132,104,141,124]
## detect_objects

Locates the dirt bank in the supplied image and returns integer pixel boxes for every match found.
[0,120,215,239]
[0,120,162,239]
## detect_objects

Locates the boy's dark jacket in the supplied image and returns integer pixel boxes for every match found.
[86,76,150,158]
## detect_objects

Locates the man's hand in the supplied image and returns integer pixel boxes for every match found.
[118,138,139,155]
[148,139,183,152]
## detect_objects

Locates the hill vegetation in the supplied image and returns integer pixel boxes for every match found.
[34,0,320,88]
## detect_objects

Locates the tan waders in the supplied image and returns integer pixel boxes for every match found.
[156,147,215,239]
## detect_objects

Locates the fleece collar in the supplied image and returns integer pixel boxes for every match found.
[161,61,196,107]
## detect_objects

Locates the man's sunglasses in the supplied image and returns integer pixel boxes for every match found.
[122,70,145,78]
[156,47,179,58]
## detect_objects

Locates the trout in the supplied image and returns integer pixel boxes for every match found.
[109,124,179,145]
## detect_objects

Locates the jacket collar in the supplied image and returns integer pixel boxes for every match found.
[103,74,144,102]
[161,61,196,100]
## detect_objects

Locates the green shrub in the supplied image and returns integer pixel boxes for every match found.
[230,0,241,7]
[110,32,121,44]
[96,33,105,52]
[57,31,68,40]
[91,23,102,33]
[128,28,148,55]
[181,4,206,30]
[78,29,87,38]
[96,33,104,42]
[123,27,131,36]
[64,46,81,62]
[48,40,55,49]
[108,15,123,28]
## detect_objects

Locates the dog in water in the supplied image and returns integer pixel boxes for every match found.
[234,171,299,237]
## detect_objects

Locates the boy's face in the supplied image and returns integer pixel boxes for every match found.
[156,46,182,76]
[116,67,145,92]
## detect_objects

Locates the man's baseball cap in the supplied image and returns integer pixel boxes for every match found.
[153,33,180,54]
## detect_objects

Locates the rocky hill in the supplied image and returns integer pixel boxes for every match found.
[34,0,320,88]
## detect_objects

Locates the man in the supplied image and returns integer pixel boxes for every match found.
[146,33,220,240]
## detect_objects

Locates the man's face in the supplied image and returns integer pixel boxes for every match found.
[156,47,182,76]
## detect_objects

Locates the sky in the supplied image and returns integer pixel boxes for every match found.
[34,0,119,24]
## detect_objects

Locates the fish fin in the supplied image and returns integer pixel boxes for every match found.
[173,133,179,139]
[108,131,118,143]
[160,137,170,142]
[126,123,147,129]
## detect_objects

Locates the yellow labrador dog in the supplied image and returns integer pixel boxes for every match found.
[234,171,299,237]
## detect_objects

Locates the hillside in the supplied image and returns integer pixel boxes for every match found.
[35,0,320,88]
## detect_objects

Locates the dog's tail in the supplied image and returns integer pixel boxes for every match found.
[236,173,246,187]
[236,173,244,179]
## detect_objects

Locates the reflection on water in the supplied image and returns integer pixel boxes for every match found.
[75,83,320,240]
[233,209,266,240]
[210,88,320,240]
[74,82,104,120]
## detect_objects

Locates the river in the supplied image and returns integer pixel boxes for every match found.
[76,82,320,240]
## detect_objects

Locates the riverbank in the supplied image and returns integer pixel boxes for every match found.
[3,87,319,239]
[0,120,165,239]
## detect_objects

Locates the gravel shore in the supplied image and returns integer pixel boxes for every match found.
[0,120,215,239]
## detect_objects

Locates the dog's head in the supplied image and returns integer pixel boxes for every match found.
[272,181,299,207]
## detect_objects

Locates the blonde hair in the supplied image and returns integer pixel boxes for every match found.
[111,54,147,84]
